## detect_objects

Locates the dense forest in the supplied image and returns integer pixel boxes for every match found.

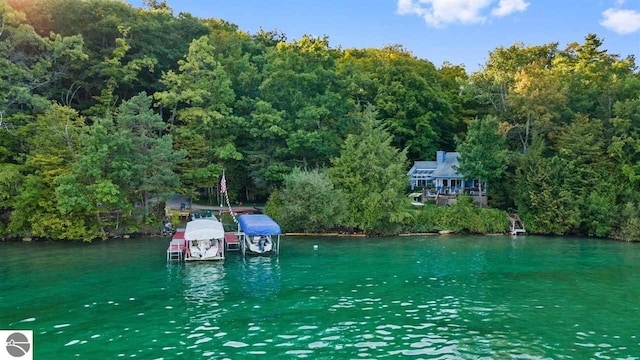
[1,0,639,241]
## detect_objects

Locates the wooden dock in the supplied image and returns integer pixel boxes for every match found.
[165,207,192,220]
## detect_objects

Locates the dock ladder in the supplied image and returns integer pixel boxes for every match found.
[166,244,184,262]
[509,212,526,235]
[166,228,186,262]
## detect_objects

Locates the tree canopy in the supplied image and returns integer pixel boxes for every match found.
[1,0,639,240]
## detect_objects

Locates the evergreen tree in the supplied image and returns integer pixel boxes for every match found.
[329,106,410,234]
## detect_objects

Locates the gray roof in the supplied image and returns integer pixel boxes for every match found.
[432,152,463,178]
[407,161,437,175]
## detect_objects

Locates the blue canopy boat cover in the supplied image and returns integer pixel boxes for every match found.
[238,214,281,236]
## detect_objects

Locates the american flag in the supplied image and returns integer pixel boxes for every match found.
[220,174,227,193]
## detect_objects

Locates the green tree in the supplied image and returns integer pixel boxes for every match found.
[612,202,640,241]
[55,114,132,239]
[553,34,635,122]
[513,140,579,234]
[609,96,640,189]
[455,115,506,205]
[554,115,616,236]
[256,35,349,183]
[329,106,410,234]
[88,27,155,116]
[142,0,172,12]
[116,93,185,218]
[338,46,455,160]
[470,42,557,118]
[16,0,208,112]
[264,168,347,233]
[507,59,567,153]
[437,62,480,138]
[155,35,239,201]
[1,0,86,131]
[54,93,185,239]
[7,103,87,239]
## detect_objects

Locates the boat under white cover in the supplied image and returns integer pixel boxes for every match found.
[184,218,225,261]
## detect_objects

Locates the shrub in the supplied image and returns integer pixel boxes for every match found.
[264,168,347,233]
[612,202,640,241]
[406,196,509,234]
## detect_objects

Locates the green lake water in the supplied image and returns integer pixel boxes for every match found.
[2,235,640,359]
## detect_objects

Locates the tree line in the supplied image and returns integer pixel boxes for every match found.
[0,0,638,240]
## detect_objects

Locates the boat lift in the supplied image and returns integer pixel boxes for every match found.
[236,214,282,257]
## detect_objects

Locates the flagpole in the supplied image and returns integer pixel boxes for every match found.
[220,169,225,209]
[220,169,237,224]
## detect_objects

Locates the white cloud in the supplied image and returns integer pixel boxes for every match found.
[491,0,530,17]
[397,0,530,28]
[601,8,640,34]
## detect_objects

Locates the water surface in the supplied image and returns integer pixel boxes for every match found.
[1,235,639,359]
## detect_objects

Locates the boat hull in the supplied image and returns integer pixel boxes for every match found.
[243,235,274,255]
[185,238,224,261]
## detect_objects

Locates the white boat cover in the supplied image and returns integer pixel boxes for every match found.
[184,219,225,240]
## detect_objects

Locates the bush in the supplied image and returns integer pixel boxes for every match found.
[612,202,640,241]
[406,196,509,234]
[264,168,347,233]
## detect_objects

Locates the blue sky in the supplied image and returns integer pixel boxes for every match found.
[126,0,639,72]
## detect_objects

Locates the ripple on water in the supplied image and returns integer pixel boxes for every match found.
[297,325,318,330]
[399,345,459,357]
[308,341,330,349]
[194,337,212,345]
[321,336,341,341]
[276,342,295,347]
[354,341,387,349]
[64,340,80,346]
[285,349,314,356]
[224,341,249,348]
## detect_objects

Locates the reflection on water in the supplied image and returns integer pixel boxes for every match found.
[183,263,227,301]
[182,263,228,327]
[241,256,281,300]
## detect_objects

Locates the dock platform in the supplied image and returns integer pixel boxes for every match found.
[224,232,241,251]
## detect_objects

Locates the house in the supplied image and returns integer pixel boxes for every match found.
[407,160,437,189]
[408,151,478,194]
